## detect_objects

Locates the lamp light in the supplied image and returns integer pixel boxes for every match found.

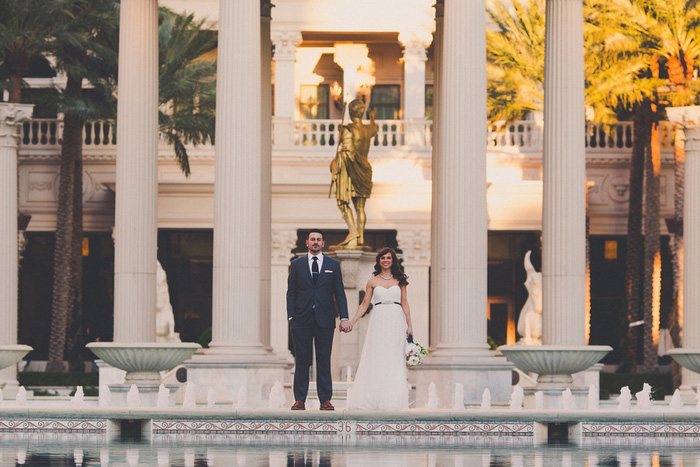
[331,81,343,111]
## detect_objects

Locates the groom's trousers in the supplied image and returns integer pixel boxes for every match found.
[290,320,335,402]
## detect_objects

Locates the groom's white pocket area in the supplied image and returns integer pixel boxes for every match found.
[324,270,333,273]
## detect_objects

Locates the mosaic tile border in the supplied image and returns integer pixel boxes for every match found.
[583,422,700,437]
[0,419,107,433]
[152,420,340,434]
[1,418,699,439]
[353,421,534,437]
[152,420,534,437]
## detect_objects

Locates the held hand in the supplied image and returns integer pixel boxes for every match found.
[340,321,353,333]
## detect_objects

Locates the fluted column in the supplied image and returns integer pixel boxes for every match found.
[333,44,371,104]
[399,31,431,146]
[430,1,443,349]
[681,127,700,388]
[0,104,33,347]
[113,0,158,342]
[431,0,490,356]
[0,104,33,394]
[260,1,273,351]
[209,0,266,355]
[270,229,298,359]
[271,31,302,147]
[541,0,586,346]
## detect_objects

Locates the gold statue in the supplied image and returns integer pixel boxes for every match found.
[329,99,378,250]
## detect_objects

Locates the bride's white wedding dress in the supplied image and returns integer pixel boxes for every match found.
[346,284,409,410]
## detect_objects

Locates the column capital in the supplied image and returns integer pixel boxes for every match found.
[397,229,431,266]
[271,31,302,60]
[0,103,34,149]
[271,229,298,265]
[683,126,700,153]
[398,31,432,61]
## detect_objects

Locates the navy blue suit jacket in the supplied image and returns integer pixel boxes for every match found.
[286,254,349,328]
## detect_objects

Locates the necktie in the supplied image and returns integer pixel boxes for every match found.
[312,256,319,282]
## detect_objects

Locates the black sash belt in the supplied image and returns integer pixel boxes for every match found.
[374,301,401,306]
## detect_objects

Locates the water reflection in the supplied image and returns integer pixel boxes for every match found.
[1,435,700,466]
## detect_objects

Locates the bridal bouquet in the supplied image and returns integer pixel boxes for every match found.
[405,335,428,366]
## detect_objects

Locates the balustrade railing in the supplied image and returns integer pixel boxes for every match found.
[19,118,676,155]
[487,120,674,152]
[20,119,117,149]
[293,119,422,148]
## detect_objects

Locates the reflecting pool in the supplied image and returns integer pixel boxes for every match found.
[1,434,700,466]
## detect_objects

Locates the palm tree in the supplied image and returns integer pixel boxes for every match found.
[486,0,545,123]
[584,0,700,372]
[0,0,73,103]
[487,0,700,372]
[157,9,217,176]
[46,0,119,372]
[44,6,217,371]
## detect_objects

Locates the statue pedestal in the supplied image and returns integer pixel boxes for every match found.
[328,250,376,382]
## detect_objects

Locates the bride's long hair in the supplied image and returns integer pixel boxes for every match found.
[373,247,409,287]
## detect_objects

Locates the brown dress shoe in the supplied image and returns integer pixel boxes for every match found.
[291,400,306,410]
[319,400,335,411]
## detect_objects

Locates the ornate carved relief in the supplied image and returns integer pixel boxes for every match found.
[607,175,630,203]
[0,104,34,149]
[271,229,298,265]
[398,31,432,60]
[271,31,302,60]
[397,229,431,265]
[26,169,111,203]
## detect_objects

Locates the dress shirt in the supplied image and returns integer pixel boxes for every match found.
[308,252,324,275]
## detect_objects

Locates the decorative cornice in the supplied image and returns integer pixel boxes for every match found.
[0,103,34,149]
[271,31,302,60]
[19,153,217,163]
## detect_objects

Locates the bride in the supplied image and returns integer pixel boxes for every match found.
[345,247,413,410]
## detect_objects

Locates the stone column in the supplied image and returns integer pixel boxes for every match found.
[185,0,287,407]
[681,127,700,390]
[333,44,372,105]
[260,1,273,352]
[399,31,431,146]
[431,0,490,358]
[113,0,158,342]
[209,0,267,356]
[665,109,700,394]
[271,31,302,147]
[541,0,586,346]
[430,1,443,349]
[0,103,33,392]
[397,230,431,347]
[414,0,513,407]
[270,229,297,359]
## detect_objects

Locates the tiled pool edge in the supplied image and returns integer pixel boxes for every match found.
[1,408,700,440]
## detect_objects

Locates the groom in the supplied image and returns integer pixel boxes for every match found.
[287,229,351,410]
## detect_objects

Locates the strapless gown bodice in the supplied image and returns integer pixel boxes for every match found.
[372,284,401,304]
